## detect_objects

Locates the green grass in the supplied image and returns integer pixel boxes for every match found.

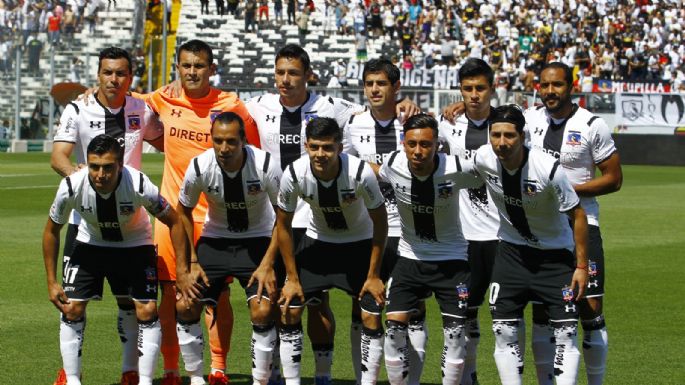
[0,153,683,384]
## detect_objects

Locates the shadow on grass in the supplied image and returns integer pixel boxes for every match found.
[107,374,443,385]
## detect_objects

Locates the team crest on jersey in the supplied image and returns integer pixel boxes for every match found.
[523,179,540,196]
[566,131,581,145]
[210,110,222,123]
[341,189,357,204]
[399,131,404,144]
[588,260,598,277]
[128,115,141,130]
[456,284,469,300]
[562,286,574,302]
[119,203,134,216]
[246,180,263,195]
[304,111,318,123]
[144,267,157,282]
[438,182,454,199]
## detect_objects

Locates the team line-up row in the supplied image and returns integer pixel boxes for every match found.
[43,40,621,385]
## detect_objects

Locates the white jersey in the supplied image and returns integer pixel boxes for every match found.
[379,151,482,262]
[179,146,282,239]
[246,92,364,228]
[344,107,404,237]
[473,145,580,251]
[54,93,163,168]
[278,153,385,243]
[524,104,617,226]
[49,166,170,248]
[438,113,500,241]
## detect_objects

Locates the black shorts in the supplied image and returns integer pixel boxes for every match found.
[380,236,400,281]
[289,236,381,314]
[63,242,158,301]
[386,257,470,319]
[467,240,498,308]
[196,236,272,305]
[489,241,579,322]
[61,223,79,271]
[585,225,605,298]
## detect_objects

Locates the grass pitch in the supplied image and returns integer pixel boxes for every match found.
[0,153,683,384]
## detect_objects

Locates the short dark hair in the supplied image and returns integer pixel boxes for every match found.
[363,58,400,84]
[541,61,574,87]
[178,39,214,66]
[305,117,342,143]
[87,134,124,161]
[403,113,438,134]
[275,44,311,73]
[490,104,526,134]
[458,58,494,87]
[98,47,132,73]
[211,112,246,141]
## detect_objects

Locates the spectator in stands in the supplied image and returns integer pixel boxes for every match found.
[296,7,309,42]
[286,0,295,25]
[368,0,382,37]
[26,31,42,76]
[200,0,209,14]
[0,120,9,140]
[215,0,225,15]
[0,35,12,80]
[244,0,257,32]
[68,56,84,83]
[274,0,283,25]
[84,0,100,34]
[62,4,76,48]
[226,0,238,15]
[330,58,348,87]
[355,29,368,62]
[258,0,268,24]
[47,8,61,48]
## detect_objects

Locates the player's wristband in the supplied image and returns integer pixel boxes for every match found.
[576,264,588,270]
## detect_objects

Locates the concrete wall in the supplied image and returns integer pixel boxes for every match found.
[613,134,685,166]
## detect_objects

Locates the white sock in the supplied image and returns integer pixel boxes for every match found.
[553,323,581,385]
[312,343,334,379]
[441,320,466,385]
[279,324,303,385]
[532,322,555,385]
[492,320,523,385]
[462,315,480,385]
[350,318,362,385]
[360,327,384,385]
[270,338,282,383]
[60,315,85,385]
[407,316,427,385]
[177,319,204,377]
[118,306,139,373]
[582,316,608,385]
[252,323,278,385]
[138,318,161,385]
[384,321,409,385]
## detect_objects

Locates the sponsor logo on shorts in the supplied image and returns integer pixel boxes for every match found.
[588,260,598,277]
[64,286,76,292]
[562,285,574,302]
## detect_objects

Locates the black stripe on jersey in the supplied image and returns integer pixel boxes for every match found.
[542,104,579,158]
[221,154,249,233]
[454,155,462,172]
[263,152,271,173]
[288,163,298,184]
[587,116,598,126]
[194,158,201,177]
[501,148,537,243]
[387,151,399,167]
[317,176,348,231]
[280,97,308,168]
[138,172,144,194]
[66,177,74,196]
[355,161,365,182]
[464,117,490,151]
[69,102,79,114]
[96,191,124,242]
[373,118,399,161]
[549,160,560,180]
[411,173,437,241]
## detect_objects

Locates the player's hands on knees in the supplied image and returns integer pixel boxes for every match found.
[48,282,70,313]
[442,101,466,123]
[359,277,385,306]
[396,97,421,123]
[571,267,588,301]
[248,264,277,303]
[176,264,209,302]
[278,278,304,310]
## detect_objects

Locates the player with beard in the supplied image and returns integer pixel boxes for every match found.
[437,58,500,385]
[524,62,622,385]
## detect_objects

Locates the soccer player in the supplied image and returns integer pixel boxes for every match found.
[174,112,283,385]
[524,62,622,385]
[50,46,164,385]
[472,105,589,385]
[43,134,187,385]
[437,58,500,385]
[245,44,418,385]
[276,117,388,385]
[343,58,428,385]
[146,39,259,385]
[379,114,481,385]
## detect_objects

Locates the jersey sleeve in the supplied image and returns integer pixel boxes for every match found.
[264,157,283,206]
[332,97,363,128]
[378,161,391,183]
[137,171,172,218]
[277,164,300,213]
[437,115,450,143]
[178,159,204,209]
[550,164,581,213]
[53,103,79,143]
[48,177,76,224]
[243,110,261,149]
[142,104,164,141]
[358,161,385,209]
[342,120,358,156]
[589,118,617,164]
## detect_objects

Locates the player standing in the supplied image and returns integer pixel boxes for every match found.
[437,58,500,385]
[43,134,187,385]
[343,58,428,385]
[50,47,164,385]
[276,117,388,385]
[146,39,259,385]
[174,112,283,385]
[473,105,589,385]
[379,114,481,385]
[524,62,621,385]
